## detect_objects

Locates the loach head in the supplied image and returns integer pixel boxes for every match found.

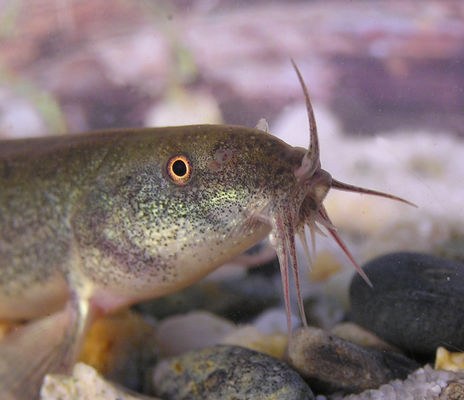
[73,62,414,323]
[72,122,309,310]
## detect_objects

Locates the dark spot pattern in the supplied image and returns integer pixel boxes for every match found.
[1,126,304,307]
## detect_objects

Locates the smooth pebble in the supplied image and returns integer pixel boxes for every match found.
[350,252,464,356]
[153,344,314,399]
[287,327,419,394]
[331,322,401,353]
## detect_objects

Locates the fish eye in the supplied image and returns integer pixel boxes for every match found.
[166,154,192,185]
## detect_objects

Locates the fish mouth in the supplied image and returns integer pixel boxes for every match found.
[266,61,415,333]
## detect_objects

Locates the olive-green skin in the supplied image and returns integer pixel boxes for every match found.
[0,125,303,320]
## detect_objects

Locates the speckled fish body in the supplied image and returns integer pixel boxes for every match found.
[1,126,303,398]
[0,126,303,318]
[0,64,412,399]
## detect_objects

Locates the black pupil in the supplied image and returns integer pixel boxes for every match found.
[172,159,187,177]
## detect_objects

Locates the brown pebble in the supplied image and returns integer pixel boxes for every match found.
[331,322,401,353]
[287,327,419,394]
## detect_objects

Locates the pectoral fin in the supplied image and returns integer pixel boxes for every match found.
[0,301,86,400]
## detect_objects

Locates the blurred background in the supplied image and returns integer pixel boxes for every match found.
[1,0,463,264]
[1,0,463,137]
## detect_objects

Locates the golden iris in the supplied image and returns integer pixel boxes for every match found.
[166,155,192,185]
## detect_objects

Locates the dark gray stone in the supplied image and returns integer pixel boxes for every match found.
[287,327,419,394]
[135,273,281,322]
[349,252,464,356]
[153,345,314,400]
